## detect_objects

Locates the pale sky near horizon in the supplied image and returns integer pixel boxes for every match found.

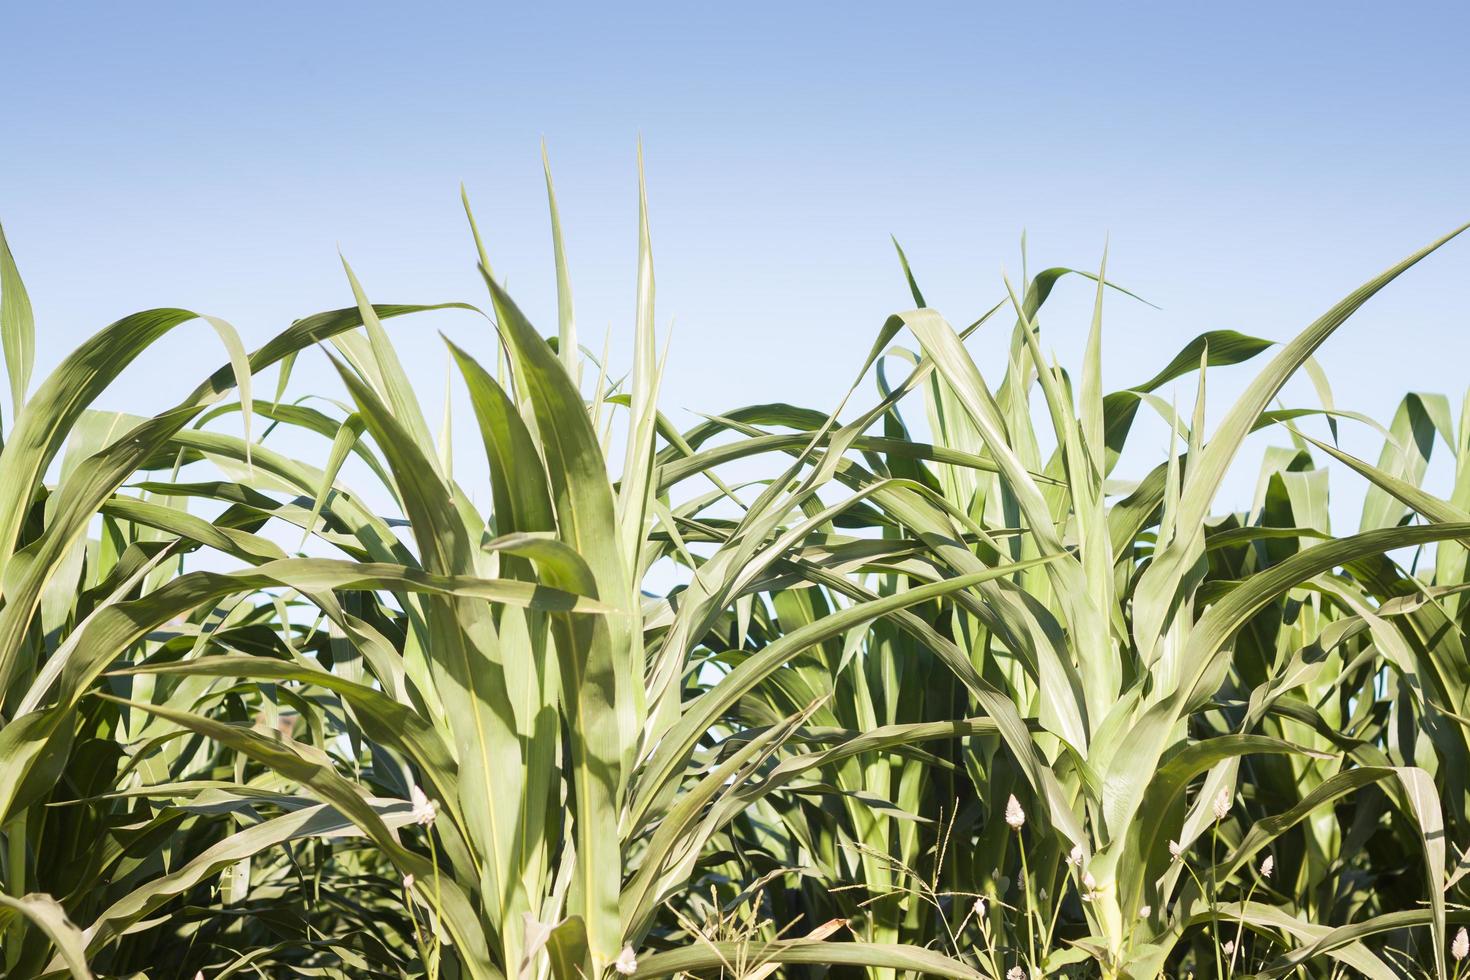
[3,1,1468,525]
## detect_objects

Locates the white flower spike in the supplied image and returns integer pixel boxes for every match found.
[1168,839,1183,861]
[1212,788,1231,822]
[614,945,639,976]
[1221,939,1236,956]
[1004,794,1025,830]
[1068,844,1083,866]
[409,785,439,827]
[972,897,986,918]
[1259,854,1274,879]
[1138,904,1151,918]
[1006,967,1025,980]
[1454,926,1469,961]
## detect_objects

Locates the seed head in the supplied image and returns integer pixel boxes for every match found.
[1212,788,1231,822]
[1004,794,1025,830]
[410,785,439,827]
[1259,855,1274,879]
[613,945,639,976]
[1455,926,1469,961]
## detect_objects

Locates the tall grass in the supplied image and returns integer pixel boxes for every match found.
[0,161,1467,979]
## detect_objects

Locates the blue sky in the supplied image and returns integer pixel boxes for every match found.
[3,1,1469,520]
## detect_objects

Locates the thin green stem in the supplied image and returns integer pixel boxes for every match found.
[1211,821,1224,980]
[1017,834,1038,975]
[1041,861,1071,959]
[1229,879,1258,976]
[430,829,443,980]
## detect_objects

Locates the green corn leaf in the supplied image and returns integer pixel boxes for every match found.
[0,222,35,423]
[0,891,93,979]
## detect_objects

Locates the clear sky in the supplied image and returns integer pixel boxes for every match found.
[3,1,1468,522]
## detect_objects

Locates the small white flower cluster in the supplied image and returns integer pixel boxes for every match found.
[410,785,439,827]
[613,945,639,975]
[1004,794,1025,830]
[1455,926,1469,961]
[1065,841,1099,903]
[1006,967,1025,980]
[1212,788,1231,822]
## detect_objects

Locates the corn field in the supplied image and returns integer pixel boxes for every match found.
[0,159,1468,980]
